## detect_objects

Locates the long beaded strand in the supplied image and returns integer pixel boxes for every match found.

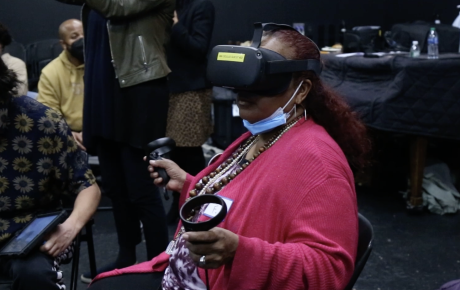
[190,116,302,198]
[165,116,302,254]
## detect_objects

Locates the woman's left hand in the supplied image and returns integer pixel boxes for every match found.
[183,227,239,269]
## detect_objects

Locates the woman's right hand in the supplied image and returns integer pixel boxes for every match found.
[147,158,187,192]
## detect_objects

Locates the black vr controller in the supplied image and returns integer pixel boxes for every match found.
[180,194,227,290]
[145,137,176,191]
[180,195,228,232]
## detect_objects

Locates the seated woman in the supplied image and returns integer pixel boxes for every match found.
[88,23,370,290]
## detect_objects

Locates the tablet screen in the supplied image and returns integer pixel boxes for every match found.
[0,214,58,254]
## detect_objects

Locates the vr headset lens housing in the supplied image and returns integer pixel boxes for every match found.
[207,46,294,96]
[207,23,322,96]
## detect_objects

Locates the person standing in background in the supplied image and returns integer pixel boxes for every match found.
[0,23,28,97]
[55,0,174,283]
[165,0,215,219]
[37,19,86,150]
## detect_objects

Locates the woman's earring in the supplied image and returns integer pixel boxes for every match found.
[304,108,307,120]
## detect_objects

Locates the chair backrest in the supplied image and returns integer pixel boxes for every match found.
[25,39,62,91]
[3,40,26,62]
[343,213,374,290]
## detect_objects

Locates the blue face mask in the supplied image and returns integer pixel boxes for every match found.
[242,81,304,135]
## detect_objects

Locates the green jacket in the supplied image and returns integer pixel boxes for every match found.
[57,0,174,88]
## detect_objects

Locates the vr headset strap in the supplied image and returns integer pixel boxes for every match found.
[251,23,297,48]
[267,59,323,76]
[251,23,264,48]
[251,22,322,56]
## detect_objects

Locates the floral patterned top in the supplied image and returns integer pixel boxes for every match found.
[0,96,96,246]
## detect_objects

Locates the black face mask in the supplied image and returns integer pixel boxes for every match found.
[68,38,84,63]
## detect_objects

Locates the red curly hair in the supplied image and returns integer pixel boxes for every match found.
[268,29,371,170]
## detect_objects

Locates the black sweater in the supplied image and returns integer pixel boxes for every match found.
[167,0,215,94]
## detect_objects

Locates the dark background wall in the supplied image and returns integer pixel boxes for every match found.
[211,0,458,47]
[0,0,81,44]
[0,0,457,48]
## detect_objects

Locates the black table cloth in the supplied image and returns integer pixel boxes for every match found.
[321,53,460,140]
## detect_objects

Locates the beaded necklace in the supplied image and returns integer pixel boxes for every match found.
[189,115,302,199]
[165,116,302,255]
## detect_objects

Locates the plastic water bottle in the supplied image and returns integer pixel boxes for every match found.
[410,41,420,58]
[427,27,439,59]
[453,5,460,28]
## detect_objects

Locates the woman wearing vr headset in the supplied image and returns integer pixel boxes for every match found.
[88,23,370,290]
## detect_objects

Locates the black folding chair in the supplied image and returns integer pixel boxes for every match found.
[25,39,62,91]
[343,213,374,290]
[3,41,26,62]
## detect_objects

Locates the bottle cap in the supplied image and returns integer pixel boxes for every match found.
[412,40,418,45]
[431,27,435,31]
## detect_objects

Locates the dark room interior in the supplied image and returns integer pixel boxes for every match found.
[0,0,459,289]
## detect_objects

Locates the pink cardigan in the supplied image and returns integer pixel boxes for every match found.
[93,118,358,290]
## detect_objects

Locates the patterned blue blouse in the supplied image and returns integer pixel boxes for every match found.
[0,96,96,245]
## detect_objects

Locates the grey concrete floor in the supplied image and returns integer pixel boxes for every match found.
[352,188,460,290]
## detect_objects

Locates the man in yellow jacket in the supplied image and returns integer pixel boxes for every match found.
[37,19,85,150]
